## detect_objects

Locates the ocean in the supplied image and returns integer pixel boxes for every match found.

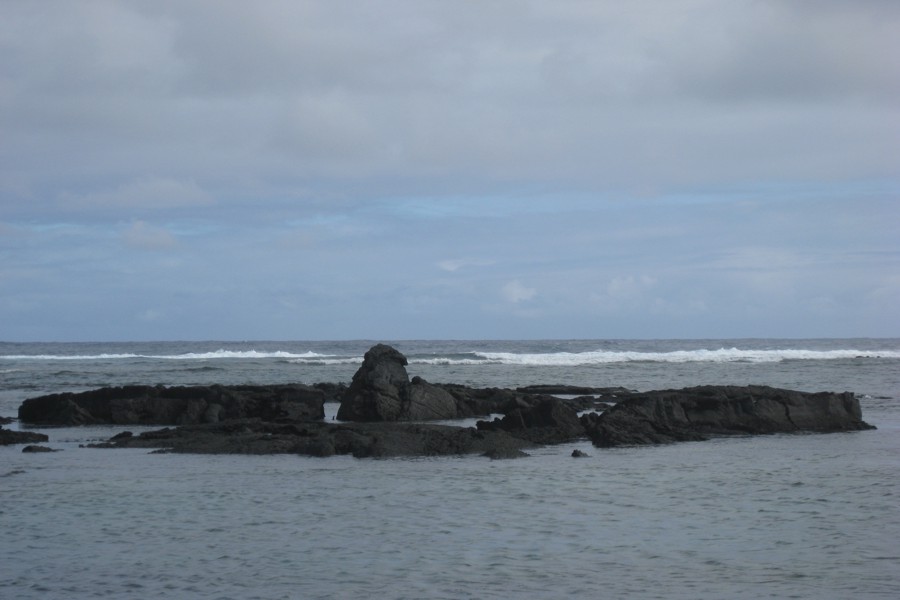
[2,339,899,599]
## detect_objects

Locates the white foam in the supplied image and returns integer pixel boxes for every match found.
[2,347,898,365]
[287,357,363,365]
[408,357,487,366]
[472,348,900,366]
[0,350,339,361]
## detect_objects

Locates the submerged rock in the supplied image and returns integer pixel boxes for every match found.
[22,445,57,453]
[583,385,875,447]
[18,384,325,426]
[0,427,49,446]
[483,447,530,459]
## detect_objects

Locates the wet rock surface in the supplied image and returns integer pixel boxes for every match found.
[14,345,877,458]
[583,385,875,447]
[336,344,464,421]
[476,395,586,444]
[86,419,536,459]
[19,384,325,426]
[1,427,50,446]
[22,445,58,453]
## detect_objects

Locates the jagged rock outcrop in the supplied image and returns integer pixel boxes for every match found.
[582,385,875,447]
[476,396,587,444]
[0,427,50,446]
[434,384,524,416]
[18,384,325,426]
[335,344,601,422]
[337,344,461,421]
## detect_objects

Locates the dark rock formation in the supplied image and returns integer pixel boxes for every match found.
[18,384,325,426]
[336,344,410,421]
[483,447,530,459]
[435,384,523,416]
[476,396,587,444]
[75,384,877,458]
[571,449,590,458]
[336,345,610,422]
[0,427,49,446]
[313,382,348,404]
[22,445,57,453]
[583,385,875,447]
[337,344,462,421]
[87,418,535,459]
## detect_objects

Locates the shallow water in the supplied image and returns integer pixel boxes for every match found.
[3,427,898,599]
[2,339,899,599]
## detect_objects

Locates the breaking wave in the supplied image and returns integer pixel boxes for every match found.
[2,347,898,366]
[0,350,338,361]
[467,348,900,366]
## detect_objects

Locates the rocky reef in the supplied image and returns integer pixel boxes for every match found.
[85,420,536,459]
[18,383,330,426]
[12,344,875,457]
[581,385,875,447]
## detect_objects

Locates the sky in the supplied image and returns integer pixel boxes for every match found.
[1,0,898,341]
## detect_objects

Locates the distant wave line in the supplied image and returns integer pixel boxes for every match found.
[2,348,898,364]
[470,348,900,366]
[0,350,337,361]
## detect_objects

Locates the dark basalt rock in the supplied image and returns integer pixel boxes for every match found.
[476,396,587,444]
[77,383,877,458]
[15,345,878,460]
[87,419,536,459]
[18,384,325,426]
[312,382,348,404]
[0,427,50,446]
[337,344,464,421]
[336,344,410,421]
[337,345,621,423]
[483,447,530,459]
[22,445,57,453]
[435,384,522,416]
[583,385,875,447]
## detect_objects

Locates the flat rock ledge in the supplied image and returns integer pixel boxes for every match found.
[582,385,875,447]
[86,420,535,459]
[18,384,329,426]
[1,427,49,446]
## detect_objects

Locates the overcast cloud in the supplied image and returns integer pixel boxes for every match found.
[1,0,898,341]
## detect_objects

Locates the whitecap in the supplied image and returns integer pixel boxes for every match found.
[471,348,900,366]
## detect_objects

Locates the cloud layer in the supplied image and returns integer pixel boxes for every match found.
[1,1,898,340]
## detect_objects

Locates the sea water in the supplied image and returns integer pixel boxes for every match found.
[1,339,899,599]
